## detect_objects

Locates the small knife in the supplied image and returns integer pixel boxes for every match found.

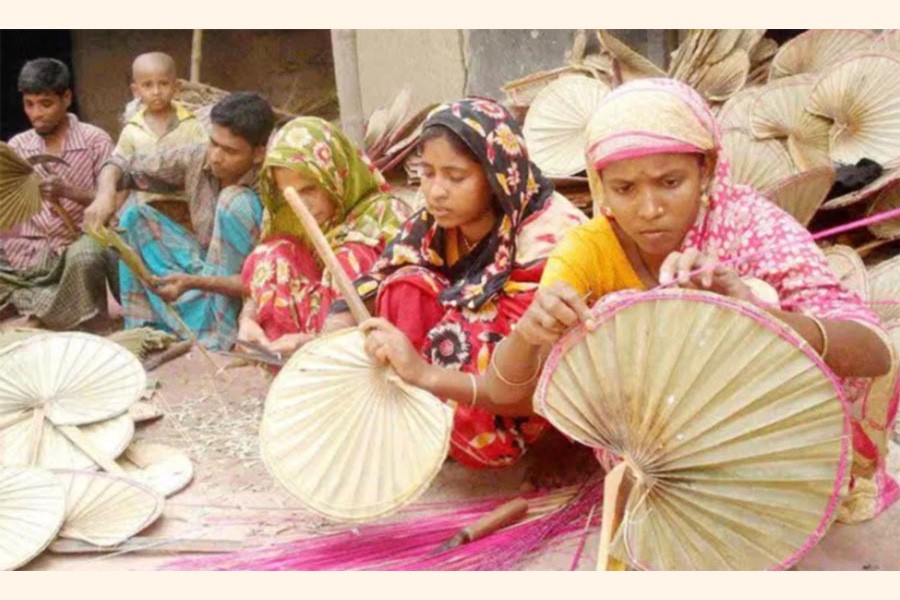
[431,497,529,555]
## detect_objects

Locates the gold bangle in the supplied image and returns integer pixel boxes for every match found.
[808,315,829,360]
[468,373,478,408]
[490,347,544,387]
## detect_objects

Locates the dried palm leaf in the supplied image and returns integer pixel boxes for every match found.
[870,254,900,322]
[0,142,42,232]
[716,87,761,130]
[822,160,900,209]
[53,470,163,547]
[764,166,836,226]
[866,183,900,240]
[363,108,390,150]
[823,245,870,299]
[749,76,832,170]
[261,328,453,522]
[86,225,154,286]
[117,441,193,498]
[721,128,795,190]
[694,49,750,102]
[807,53,900,165]
[872,30,900,53]
[537,289,847,570]
[523,75,610,177]
[749,38,779,85]
[107,327,177,360]
[770,29,876,79]
[0,465,65,570]
[668,30,714,81]
[597,30,665,85]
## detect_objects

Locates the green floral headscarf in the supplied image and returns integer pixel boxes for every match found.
[260,116,410,250]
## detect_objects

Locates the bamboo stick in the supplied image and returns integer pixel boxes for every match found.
[282,186,371,324]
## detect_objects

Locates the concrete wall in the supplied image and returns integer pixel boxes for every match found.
[464,29,670,100]
[71,30,338,138]
[355,30,466,116]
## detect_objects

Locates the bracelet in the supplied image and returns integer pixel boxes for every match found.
[468,373,478,408]
[490,347,544,387]
[808,315,830,360]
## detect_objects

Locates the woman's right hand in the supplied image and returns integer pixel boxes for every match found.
[237,317,269,348]
[514,281,596,346]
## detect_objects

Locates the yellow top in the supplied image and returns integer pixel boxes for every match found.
[539,215,645,298]
[113,101,206,160]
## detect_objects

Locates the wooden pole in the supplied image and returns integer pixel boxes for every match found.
[330,29,366,146]
[282,186,371,324]
[190,29,203,84]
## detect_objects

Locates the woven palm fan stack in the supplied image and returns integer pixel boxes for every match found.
[0,332,191,569]
[537,289,850,570]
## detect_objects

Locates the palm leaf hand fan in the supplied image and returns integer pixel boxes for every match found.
[866,183,900,241]
[0,332,144,472]
[807,53,900,165]
[869,255,900,323]
[0,142,43,232]
[764,166,836,227]
[52,470,164,547]
[770,29,876,79]
[523,75,610,178]
[0,465,66,570]
[823,245,870,300]
[749,75,832,170]
[721,128,795,191]
[258,186,454,522]
[536,289,849,570]
[261,328,453,522]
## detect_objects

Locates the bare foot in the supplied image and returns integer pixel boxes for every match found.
[521,428,602,492]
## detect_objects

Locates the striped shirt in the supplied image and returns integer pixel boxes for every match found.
[1,113,114,272]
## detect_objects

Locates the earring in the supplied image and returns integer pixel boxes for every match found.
[700,187,710,208]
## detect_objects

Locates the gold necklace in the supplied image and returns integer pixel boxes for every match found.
[459,229,476,254]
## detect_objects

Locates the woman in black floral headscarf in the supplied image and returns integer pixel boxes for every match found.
[327,97,586,469]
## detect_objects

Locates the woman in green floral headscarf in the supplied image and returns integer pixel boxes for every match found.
[237,116,411,355]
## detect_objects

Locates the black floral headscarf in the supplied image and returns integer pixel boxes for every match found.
[353,97,555,311]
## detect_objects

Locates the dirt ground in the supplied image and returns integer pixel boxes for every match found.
[5,312,900,571]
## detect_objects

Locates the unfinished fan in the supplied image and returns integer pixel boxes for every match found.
[536,289,847,570]
[764,166,836,226]
[0,465,66,570]
[0,143,42,232]
[807,53,900,165]
[715,87,760,130]
[749,75,832,170]
[117,441,193,497]
[692,50,750,103]
[721,128,794,190]
[260,328,453,522]
[53,470,163,547]
[770,30,876,79]
[523,75,610,177]
[866,183,900,240]
[869,255,900,322]
[823,245,870,299]
[0,332,145,427]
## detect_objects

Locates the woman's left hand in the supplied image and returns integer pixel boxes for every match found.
[360,317,430,387]
[659,248,754,302]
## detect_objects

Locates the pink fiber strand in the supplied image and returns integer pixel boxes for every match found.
[162,479,603,571]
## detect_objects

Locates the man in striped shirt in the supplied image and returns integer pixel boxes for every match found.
[0,58,117,330]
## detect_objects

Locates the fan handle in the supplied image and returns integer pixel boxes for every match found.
[283,186,372,325]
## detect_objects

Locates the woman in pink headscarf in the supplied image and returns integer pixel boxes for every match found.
[487,77,898,524]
